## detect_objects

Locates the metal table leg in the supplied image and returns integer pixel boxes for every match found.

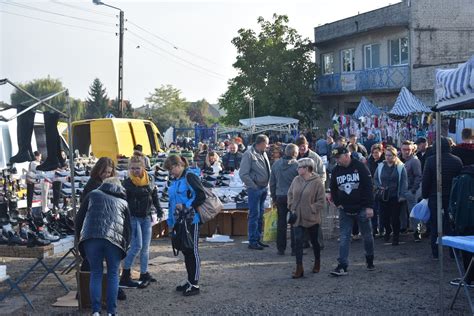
[450,250,474,314]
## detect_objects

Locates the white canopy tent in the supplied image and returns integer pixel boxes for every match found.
[218,115,299,136]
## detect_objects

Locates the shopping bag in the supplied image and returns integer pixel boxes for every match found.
[196,187,224,223]
[410,198,430,223]
[263,207,278,242]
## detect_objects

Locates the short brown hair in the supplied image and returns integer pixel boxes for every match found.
[90,157,116,181]
[295,136,308,146]
[371,143,383,152]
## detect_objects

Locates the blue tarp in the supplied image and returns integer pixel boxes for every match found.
[435,55,474,111]
[353,97,381,119]
[389,87,432,116]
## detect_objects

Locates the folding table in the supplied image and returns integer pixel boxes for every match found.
[441,235,474,313]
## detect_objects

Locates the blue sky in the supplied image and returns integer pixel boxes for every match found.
[0,0,395,106]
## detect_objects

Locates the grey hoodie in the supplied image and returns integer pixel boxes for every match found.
[270,156,298,198]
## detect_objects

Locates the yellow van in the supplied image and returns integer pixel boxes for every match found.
[72,118,164,162]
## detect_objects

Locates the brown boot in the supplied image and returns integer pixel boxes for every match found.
[312,259,320,273]
[292,264,304,279]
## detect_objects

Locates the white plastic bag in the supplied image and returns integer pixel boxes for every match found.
[410,198,430,223]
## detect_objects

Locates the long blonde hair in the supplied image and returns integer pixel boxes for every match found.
[385,146,402,165]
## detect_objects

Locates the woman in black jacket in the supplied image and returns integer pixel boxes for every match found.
[120,154,163,288]
[75,177,131,316]
[82,157,116,199]
[164,155,206,296]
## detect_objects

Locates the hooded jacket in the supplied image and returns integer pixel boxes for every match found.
[239,145,271,190]
[374,161,408,200]
[75,182,131,259]
[422,137,463,210]
[270,156,298,198]
[287,173,325,227]
[452,143,474,166]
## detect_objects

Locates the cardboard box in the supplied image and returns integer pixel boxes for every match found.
[151,220,169,239]
[231,211,248,236]
[215,212,232,236]
[78,271,107,310]
[200,217,217,237]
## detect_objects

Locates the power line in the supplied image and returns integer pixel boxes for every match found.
[127,37,226,81]
[127,19,221,66]
[127,29,227,79]
[51,0,116,18]
[0,1,116,28]
[0,9,114,34]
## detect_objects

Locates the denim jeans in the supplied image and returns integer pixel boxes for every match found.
[294,224,320,265]
[83,238,122,314]
[247,187,268,245]
[275,196,294,253]
[371,199,382,234]
[123,216,151,273]
[338,209,374,268]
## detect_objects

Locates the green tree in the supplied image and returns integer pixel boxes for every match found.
[146,85,191,131]
[187,99,210,125]
[70,98,86,121]
[219,14,319,127]
[10,76,68,113]
[110,99,134,118]
[85,78,109,119]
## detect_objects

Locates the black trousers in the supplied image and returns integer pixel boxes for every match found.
[52,181,62,209]
[182,223,200,285]
[26,182,35,209]
[294,224,320,265]
[381,197,402,239]
[275,196,294,252]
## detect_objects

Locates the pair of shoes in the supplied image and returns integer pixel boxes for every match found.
[277,250,285,255]
[366,255,375,271]
[414,231,421,243]
[449,278,474,288]
[139,272,157,283]
[330,264,348,276]
[312,260,320,273]
[292,264,304,278]
[248,243,264,250]
[117,288,126,300]
[183,284,200,296]
[258,241,269,248]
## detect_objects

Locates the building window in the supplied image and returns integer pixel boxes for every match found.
[341,48,355,72]
[364,44,380,69]
[390,37,409,65]
[322,53,334,74]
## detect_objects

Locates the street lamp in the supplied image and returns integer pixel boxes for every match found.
[93,0,124,117]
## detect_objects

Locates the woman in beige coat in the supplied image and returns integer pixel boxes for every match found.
[287,158,326,278]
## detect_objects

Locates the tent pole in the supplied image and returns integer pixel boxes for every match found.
[436,111,444,315]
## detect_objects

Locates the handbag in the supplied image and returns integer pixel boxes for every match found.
[171,217,194,256]
[195,187,224,223]
[374,187,389,202]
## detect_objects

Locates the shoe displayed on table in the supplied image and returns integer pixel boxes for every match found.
[248,243,264,250]
[330,264,348,276]
[183,284,200,296]
[37,227,60,242]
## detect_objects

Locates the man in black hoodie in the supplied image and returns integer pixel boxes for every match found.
[422,136,462,259]
[329,147,375,276]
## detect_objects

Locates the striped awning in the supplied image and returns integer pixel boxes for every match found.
[353,97,382,119]
[389,87,432,116]
[435,55,474,111]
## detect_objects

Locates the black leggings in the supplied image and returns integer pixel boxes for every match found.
[182,223,200,285]
[294,224,320,265]
[381,198,402,238]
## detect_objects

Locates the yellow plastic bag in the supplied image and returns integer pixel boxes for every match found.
[263,207,278,242]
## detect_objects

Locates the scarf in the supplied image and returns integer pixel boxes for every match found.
[129,171,149,187]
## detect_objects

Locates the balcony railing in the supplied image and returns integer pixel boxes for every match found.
[316,65,410,95]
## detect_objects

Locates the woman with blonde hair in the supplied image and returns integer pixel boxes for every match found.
[119,155,163,288]
[287,158,325,278]
[204,151,222,176]
[374,146,408,245]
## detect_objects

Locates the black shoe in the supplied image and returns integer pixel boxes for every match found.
[303,241,311,249]
[330,264,348,276]
[176,280,190,292]
[258,241,270,248]
[248,243,264,250]
[384,233,391,243]
[139,272,157,283]
[277,250,285,255]
[119,269,141,289]
[392,236,399,246]
[366,255,375,271]
[183,284,200,296]
[117,288,126,300]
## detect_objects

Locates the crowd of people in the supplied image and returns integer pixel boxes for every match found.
[73,126,474,315]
